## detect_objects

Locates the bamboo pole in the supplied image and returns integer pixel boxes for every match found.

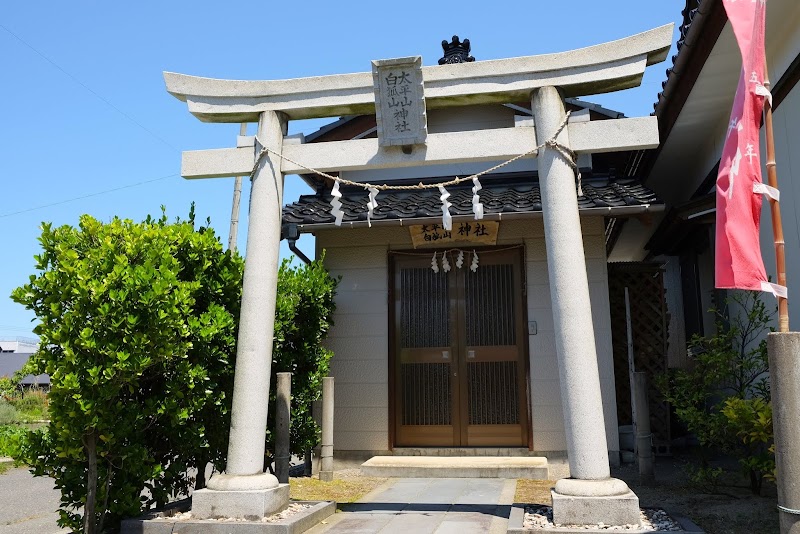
[763,81,789,332]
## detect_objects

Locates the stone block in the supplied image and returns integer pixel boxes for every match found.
[551,489,640,527]
[360,456,549,479]
[191,484,290,520]
[122,500,335,534]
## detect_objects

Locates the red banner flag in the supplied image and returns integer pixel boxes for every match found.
[715,0,785,298]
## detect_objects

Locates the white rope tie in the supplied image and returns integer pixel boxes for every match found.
[753,182,780,202]
[761,281,788,300]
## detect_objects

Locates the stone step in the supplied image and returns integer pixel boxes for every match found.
[391,447,542,457]
[360,456,550,479]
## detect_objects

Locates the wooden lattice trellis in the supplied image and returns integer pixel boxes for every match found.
[608,262,671,452]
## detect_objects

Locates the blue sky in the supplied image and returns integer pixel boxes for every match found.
[0,1,684,339]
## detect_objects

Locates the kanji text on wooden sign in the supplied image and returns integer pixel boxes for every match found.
[409,221,499,248]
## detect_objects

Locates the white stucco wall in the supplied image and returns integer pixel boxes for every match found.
[315,216,620,457]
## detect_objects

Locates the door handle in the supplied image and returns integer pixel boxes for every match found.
[467,350,475,359]
[442,350,450,360]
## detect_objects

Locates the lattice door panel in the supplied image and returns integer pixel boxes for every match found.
[464,264,516,346]
[467,361,520,425]
[400,267,450,348]
[608,263,671,448]
[401,363,452,425]
[394,260,458,446]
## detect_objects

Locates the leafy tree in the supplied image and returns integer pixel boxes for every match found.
[659,290,774,495]
[11,208,242,533]
[0,377,16,400]
[267,257,338,467]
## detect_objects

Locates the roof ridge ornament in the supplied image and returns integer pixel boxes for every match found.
[438,35,475,65]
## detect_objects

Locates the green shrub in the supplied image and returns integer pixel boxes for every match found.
[0,377,16,400]
[0,402,19,425]
[9,390,49,421]
[685,464,724,493]
[659,290,774,495]
[11,207,242,533]
[267,257,338,464]
[0,424,27,457]
[11,207,338,532]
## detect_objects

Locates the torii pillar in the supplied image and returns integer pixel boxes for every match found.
[533,86,640,526]
[191,111,291,519]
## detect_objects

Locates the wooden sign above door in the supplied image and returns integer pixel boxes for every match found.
[409,221,499,248]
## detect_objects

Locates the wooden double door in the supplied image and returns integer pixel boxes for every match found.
[391,247,529,447]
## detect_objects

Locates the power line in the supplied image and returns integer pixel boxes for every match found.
[0,173,179,219]
[0,22,179,152]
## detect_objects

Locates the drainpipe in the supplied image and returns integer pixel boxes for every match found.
[282,223,312,265]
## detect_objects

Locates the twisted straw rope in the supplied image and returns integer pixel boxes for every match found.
[250,111,578,190]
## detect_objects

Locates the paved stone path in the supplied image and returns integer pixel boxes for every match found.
[307,478,516,534]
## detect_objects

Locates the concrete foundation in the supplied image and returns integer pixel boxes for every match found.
[121,499,335,534]
[192,484,290,520]
[768,332,800,534]
[551,478,640,527]
[551,490,640,527]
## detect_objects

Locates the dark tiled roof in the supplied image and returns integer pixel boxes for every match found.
[0,352,49,386]
[653,0,706,114]
[283,179,661,226]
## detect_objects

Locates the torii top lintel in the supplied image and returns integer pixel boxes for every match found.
[164,24,673,123]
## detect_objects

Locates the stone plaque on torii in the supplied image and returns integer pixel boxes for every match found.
[165,24,673,527]
[372,56,427,148]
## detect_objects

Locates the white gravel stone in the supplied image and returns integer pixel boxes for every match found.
[155,502,312,523]
[523,506,684,531]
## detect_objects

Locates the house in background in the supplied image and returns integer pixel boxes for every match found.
[0,337,48,390]
[639,0,800,347]
[281,39,668,468]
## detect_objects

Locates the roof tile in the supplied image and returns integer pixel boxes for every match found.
[283,179,661,226]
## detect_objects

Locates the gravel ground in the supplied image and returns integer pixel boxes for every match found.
[611,455,779,534]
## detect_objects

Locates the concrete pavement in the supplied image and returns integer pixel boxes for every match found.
[0,466,518,534]
[0,466,69,534]
[307,477,516,534]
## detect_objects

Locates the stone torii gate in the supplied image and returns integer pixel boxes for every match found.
[166,24,673,526]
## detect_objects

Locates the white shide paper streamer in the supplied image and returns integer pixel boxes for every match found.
[439,186,453,231]
[331,180,344,226]
[366,187,379,228]
[472,177,484,220]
